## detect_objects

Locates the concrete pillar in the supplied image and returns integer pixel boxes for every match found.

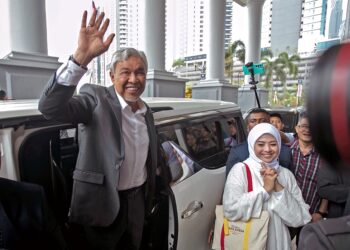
[237,0,268,111]
[142,0,186,98]
[193,0,238,103]
[9,0,48,54]
[206,0,225,80]
[246,0,265,66]
[144,0,165,71]
[0,0,61,99]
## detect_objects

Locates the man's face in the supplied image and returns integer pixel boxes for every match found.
[109,56,146,103]
[295,117,312,143]
[270,116,284,131]
[247,112,270,132]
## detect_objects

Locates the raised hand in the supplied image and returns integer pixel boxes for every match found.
[73,10,115,67]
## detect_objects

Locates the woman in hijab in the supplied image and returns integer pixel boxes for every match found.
[223,123,311,250]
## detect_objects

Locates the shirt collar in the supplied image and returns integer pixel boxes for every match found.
[292,139,316,155]
[115,89,147,114]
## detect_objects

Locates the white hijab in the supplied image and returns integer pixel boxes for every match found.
[246,123,281,170]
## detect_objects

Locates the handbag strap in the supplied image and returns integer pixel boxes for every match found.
[221,163,253,250]
[243,163,253,192]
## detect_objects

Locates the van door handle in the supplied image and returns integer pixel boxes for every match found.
[181,201,203,219]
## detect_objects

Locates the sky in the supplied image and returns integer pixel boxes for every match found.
[0,0,108,62]
[0,0,347,63]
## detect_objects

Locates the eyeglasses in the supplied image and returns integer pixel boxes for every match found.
[297,124,310,130]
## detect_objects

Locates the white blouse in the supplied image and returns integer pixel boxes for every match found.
[223,162,312,250]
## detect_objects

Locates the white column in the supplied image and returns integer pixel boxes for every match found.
[246,0,265,64]
[144,0,165,71]
[8,0,48,54]
[207,0,226,80]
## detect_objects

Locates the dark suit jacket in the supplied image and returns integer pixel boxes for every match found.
[0,178,65,250]
[317,165,350,218]
[226,141,293,176]
[299,215,350,250]
[38,77,158,227]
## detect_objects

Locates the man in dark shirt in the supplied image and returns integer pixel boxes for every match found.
[226,108,293,176]
[317,165,350,218]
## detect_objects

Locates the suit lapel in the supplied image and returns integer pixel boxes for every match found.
[106,86,123,129]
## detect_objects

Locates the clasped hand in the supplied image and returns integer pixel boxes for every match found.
[260,163,283,193]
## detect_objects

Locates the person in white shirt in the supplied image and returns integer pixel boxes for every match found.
[38,10,158,249]
[223,123,311,250]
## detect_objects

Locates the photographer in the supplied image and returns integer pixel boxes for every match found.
[299,43,350,249]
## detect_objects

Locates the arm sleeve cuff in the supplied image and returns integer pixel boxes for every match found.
[261,188,270,201]
[56,60,87,86]
[273,190,284,200]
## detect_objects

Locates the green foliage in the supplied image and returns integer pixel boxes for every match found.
[172,58,185,68]
[225,40,245,84]
[262,51,301,106]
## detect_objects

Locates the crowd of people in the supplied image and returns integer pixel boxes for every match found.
[222,107,332,249]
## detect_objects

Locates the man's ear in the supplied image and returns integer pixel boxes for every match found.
[109,71,114,82]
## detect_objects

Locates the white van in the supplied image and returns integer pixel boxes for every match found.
[0,98,246,250]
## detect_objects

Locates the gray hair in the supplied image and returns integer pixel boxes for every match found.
[298,111,309,124]
[109,48,148,73]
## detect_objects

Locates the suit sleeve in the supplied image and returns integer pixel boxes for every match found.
[226,143,247,177]
[269,169,311,227]
[223,163,267,221]
[317,165,350,204]
[38,75,96,124]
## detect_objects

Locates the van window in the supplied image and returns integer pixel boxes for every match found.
[158,126,179,145]
[222,116,245,148]
[161,141,201,185]
[183,121,218,161]
[182,120,228,168]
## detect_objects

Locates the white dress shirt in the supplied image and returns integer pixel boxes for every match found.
[56,60,149,190]
[115,93,149,190]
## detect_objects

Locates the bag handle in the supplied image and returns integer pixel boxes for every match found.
[243,163,253,192]
[221,163,253,250]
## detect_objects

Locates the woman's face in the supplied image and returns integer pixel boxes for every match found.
[254,134,279,163]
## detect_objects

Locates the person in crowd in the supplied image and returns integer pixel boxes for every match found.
[185,132,200,156]
[0,177,66,249]
[199,126,217,150]
[291,112,328,221]
[289,111,328,243]
[223,123,311,250]
[270,112,295,145]
[38,9,157,250]
[0,89,8,100]
[226,108,292,176]
[317,164,350,218]
[224,119,238,147]
[299,43,350,249]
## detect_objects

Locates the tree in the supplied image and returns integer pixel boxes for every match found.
[225,40,245,84]
[275,52,300,96]
[262,51,300,106]
[172,58,185,69]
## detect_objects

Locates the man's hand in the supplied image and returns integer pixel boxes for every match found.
[311,212,323,222]
[73,10,115,67]
[279,131,291,144]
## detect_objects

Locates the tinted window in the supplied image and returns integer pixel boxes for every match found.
[183,121,219,162]
[157,112,245,170]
